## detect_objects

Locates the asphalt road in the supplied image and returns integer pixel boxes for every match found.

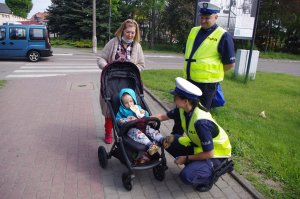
[0,47,299,79]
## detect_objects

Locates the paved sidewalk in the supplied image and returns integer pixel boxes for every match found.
[0,74,255,199]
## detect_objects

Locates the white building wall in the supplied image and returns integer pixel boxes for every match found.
[0,13,27,25]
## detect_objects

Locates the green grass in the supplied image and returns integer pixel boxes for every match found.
[50,38,183,53]
[260,51,300,60]
[0,80,6,88]
[141,42,182,53]
[141,70,300,199]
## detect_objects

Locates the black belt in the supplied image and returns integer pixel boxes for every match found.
[185,58,196,79]
[185,59,196,62]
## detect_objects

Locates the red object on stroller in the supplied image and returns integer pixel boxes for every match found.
[98,62,168,190]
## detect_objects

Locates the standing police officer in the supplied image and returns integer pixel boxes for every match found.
[184,2,235,110]
[155,77,232,192]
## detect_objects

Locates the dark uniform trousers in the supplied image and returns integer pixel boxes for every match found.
[189,81,218,110]
[166,134,225,186]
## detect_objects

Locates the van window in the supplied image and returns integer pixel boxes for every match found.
[29,28,46,40]
[0,28,5,40]
[9,27,26,40]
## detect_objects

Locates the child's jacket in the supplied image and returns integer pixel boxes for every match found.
[116,88,149,125]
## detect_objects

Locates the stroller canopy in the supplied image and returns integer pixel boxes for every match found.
[100,61,145,116]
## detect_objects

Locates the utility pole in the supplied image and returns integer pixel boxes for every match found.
[226,0,232,31]
[108,0,112,40]
[194,0,199,26]
[244,0,261,83]
[92,0,97,53]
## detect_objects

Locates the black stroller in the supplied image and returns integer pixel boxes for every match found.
[97,62,168,190]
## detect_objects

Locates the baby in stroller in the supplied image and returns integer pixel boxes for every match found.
[116,88,169,163]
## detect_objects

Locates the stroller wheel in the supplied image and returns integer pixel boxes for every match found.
[122,172,133,190]
[98,146,108,168]
[153,164,165,181]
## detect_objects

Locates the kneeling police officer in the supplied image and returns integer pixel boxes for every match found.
[155,77,232,191]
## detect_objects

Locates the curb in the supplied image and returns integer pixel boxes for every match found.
[143,87,265,199]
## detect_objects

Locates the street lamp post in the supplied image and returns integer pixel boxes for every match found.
[92,0,97,53]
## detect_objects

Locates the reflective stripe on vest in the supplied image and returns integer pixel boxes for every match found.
[183,26,225,83]
[179,107,231,158]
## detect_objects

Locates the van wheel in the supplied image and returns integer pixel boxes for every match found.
[27,50,40,62]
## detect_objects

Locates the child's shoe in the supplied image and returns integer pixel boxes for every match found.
[147,144,159,156]
[163,135,175,149]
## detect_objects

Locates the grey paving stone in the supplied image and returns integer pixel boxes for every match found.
[171,190,188,199]
[185,191,201,199]
[209,185,226,198]
[197,191,214,199]
[221,187,241,199]
[158,191,174,199]
[215,178,229,189]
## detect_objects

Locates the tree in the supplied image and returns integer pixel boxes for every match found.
[47,0,92,39]
[47,0,121,41]
[162,0,194,48]
[97,0,120,44]
[256,0,300,53]
[116,0,168,47]
[5,0,33,18]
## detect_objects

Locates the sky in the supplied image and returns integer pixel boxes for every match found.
[0,0,52,19]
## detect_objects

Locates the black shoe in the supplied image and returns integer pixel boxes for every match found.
[195,183,213,192]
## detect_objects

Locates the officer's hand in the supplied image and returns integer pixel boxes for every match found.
[174,156,186,165]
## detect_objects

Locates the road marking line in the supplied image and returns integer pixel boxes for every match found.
[14,69,100,73]
[145,55,181,58]
[54,58,97,61]
[25,63,97,66]
[53,53,73,56]
[21,66,97,69]
[5,74,67,78]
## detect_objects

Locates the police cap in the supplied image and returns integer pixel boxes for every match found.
[170,77,202,100]
[199,2,220,16]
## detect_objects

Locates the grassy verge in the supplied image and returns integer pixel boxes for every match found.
[50,38,183,53]
[50,38,95,48]
[141,42,183,53]
[0,80,6,88]
[259,52,300,60]
[141,70,300,199]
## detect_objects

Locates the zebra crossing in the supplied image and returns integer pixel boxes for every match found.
[5,63,101,79]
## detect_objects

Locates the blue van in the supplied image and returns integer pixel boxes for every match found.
[0,24,53,62]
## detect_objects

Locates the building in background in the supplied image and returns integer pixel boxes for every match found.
[0,3,27,25]
[29,12,48,25]
[0,3,48,26]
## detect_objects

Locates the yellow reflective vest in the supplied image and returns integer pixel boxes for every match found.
[183,26,226,83]
[178,107,231,158]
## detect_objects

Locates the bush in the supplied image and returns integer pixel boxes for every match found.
[50,38,95,48]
